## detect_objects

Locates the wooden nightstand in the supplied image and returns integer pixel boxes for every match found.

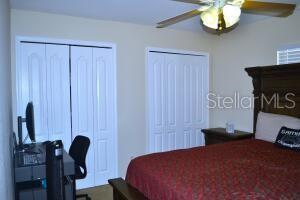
[201,128,253,145]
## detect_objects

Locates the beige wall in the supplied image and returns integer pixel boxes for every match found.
[11,9,214,177]
[211,11,300,132]
[0,0,13,199]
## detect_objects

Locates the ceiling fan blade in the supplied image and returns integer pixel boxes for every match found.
[241,1,296,17]
[172,0,210,5]
[157,9,202,28]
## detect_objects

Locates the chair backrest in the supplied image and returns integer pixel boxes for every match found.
[69,135,90,179]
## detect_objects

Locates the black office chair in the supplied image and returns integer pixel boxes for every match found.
[69,135,91,200]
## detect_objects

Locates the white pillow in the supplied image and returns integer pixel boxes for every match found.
[256,112,300,143]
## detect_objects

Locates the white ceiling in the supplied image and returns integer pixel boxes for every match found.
[10,0,300,32]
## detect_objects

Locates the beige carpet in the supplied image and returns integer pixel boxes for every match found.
[77,184,113,200]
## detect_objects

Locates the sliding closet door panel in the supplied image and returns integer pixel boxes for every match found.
[182,55,208,148]
[194,57,206,146]
[71,46,95,189]
[164,54,180,151]
[148,52,165,153]
[46,44,71,149]
[182,59,193,148]
[19,43,48,142]
[194,56,208,146]
[92,48,116,185]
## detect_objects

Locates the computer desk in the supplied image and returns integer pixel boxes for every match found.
[14,143,75,200]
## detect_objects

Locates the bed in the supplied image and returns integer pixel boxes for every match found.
[109,63,300,200]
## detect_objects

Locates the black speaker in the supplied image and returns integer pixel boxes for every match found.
[46,140,65,200]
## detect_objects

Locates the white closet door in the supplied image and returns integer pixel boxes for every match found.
[19,43,48,142]
[46,44,72,150]
[164,54,181,151]
[71,46,95,189]
[180,55,208,148]
[148,53,181,152]
[148,52,208,153]
[92,48,117,185]
[18,41,117,189]
[148,52,165,152]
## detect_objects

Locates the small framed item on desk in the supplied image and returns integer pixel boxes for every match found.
[202,128,253,145]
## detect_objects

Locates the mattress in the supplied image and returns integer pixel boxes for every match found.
[126,139,300,200]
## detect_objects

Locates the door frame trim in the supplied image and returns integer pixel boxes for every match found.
[14,36,119,183]
[145,47,210,153]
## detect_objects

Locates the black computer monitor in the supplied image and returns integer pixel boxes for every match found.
[25,102,35,142]
[17,102,36,146]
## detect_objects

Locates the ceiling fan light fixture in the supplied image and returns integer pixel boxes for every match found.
[156,0,296,34]
[223,5,241,28]
[200,7,219,29]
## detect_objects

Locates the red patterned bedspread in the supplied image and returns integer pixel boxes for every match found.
[126,139,300,200]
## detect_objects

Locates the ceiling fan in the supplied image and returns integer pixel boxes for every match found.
[157,0,296,34]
